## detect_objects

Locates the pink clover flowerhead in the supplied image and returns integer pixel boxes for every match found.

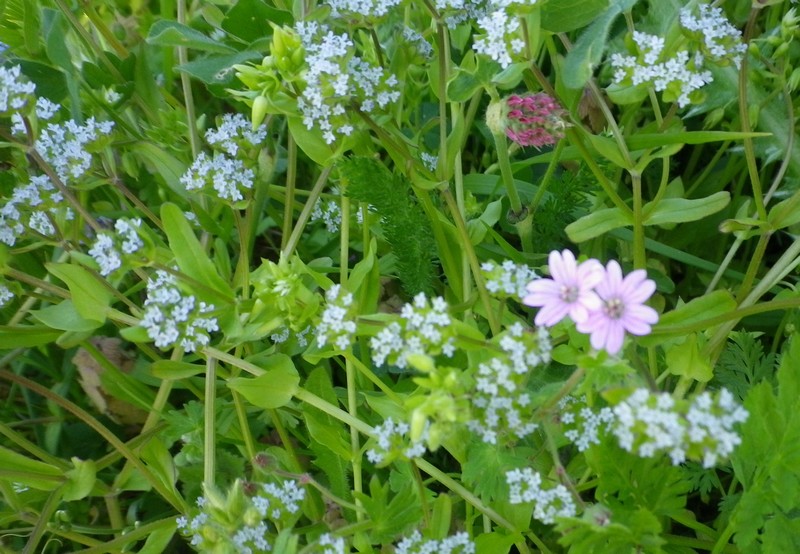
[522,249,604,327]
[575,260,659,355]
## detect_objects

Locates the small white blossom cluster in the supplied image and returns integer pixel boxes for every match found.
[252,480,306,523]
[370,293,456,369]
[506,467,577,524]
[612,388,748,468]
[271,325,311,348]
[473,6,526,69]
[88,218,144,276]
[316,284,357,350]
[295,22,401,144]
[420,152,438,172]
[177,480,305,554]
[610,32,712,108]
[181,151,255,203]
[181,114,265,203]
[204,113,267,157]
[402,27,433,59]
[36,97,59,120]
[317,533,347,554]
[140,270,218,352]
[468,323,551,444]
[35,118,114,183]
[0,65,35,114]
[680,4,747,67]
[0,174,74,245]
[311,199,342,232]
[610,6,744,108]
[481,259,537,300]
[395,530,475,554]
[327,0,401,19]
[0,281,14,307]
[558,395,615,452]
[366,417,428,465]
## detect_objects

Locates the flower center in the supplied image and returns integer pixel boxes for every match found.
[603,298,624,319]
[560,285,579,303]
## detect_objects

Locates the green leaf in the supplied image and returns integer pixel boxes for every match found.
[0,326,62,348]
[288,115,342,166]
[467,199,503,244]
[475,532,518,554]
[150,360,206,379]
[227,354,299,409]
[139,437,177,493]
[561,0,638,89]
[665,334,713,382]
[626,131,771,150]
[129,142,188,198]
[565,207,633,243]
[62,457,96,501]
[221,0,292,42]
[542,0,610,32]
[46,263,113,324]
[640,290,736,346]
[587,133,631,169]
[643,192,730,227]
[177,51,262,85]
[30,300,102,332]
[0,445,64,491]
[138,521,176,554]
[161,203,234,300]
[146,20,235,54]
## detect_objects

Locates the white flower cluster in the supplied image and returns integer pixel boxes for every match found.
[140,270,218,352]
[473,7,526,69]
[181,151,255,203]
[0,174,73,245]
[366,417,428,465]
[310,199,342,233]
[481,259,537,300]
[177,481,306,553]
[316,533,346,554]
[36,97,59,120]
[271,325,311,348]
[0,65,35,114]
[295,22,401,144]
[468,323,551,444]
[395,530,475,554]
[680,4,747,67]
[0,282,13,307]
[204,113,267,157]
[610,32,712,108]
[402,27,433,60]
[316,284,357,350]
[420,152,438,172]
[35,118,114,183]
[88,218,144,276]
[327,0,401,19]
[370,293,456,369]
[506,467,577,524]
[612,388,748,468]
[558,395,615,452]
[253,480,306,522]
[610,5,744,108]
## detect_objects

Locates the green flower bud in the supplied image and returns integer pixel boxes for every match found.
[251,95,269,130]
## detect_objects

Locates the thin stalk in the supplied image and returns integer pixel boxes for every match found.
[368,27,385,67]
[0,423,69,469]
[282,134,298,250]
[441,189,500,335]
[79,1,129,57]
[23,485,65,554]
[232,390,257,461]
[104,493,124,538]
[268,408,304,473]
[738,9,767,221]
[565,128,630,214]
[436,23,449,180]
[234,208,252,299]
[493,132,524,216]
[735,231,771,303]
[204,356,217,487]
[72,517,177,554]
[528,139,565,217]
[0,369,186,512]
[346,354,403,403]
[177,0,200,158]
[283,166,333,258]
[410,461,431,528]
[631,170,646,269]
[454,150,471,300]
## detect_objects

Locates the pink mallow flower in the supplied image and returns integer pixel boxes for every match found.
[576,260,659,355]
[523,250,604,327]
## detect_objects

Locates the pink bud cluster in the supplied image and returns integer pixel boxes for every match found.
[504,93,569,148]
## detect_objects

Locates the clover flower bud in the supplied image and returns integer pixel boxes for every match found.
[487,94,570,148]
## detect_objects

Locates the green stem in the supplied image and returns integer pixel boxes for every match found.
[204,356,217,487]
[346,354,403,403]
[283,166,333,258]
[23,485,65,554]
[0,370,186,512]
[177,0,200,159]
[735,231,770,303]
[441,189,501,335]
[493,132,524,216]
[436,23,449,180]
[528,139,564,216]
[565,129,630,214]
[72,517,177,554]
[631,170,646,269]
[232,390,257,461]
[282,134,297,251]
[268,408,304,473]
[234,208,252,299]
